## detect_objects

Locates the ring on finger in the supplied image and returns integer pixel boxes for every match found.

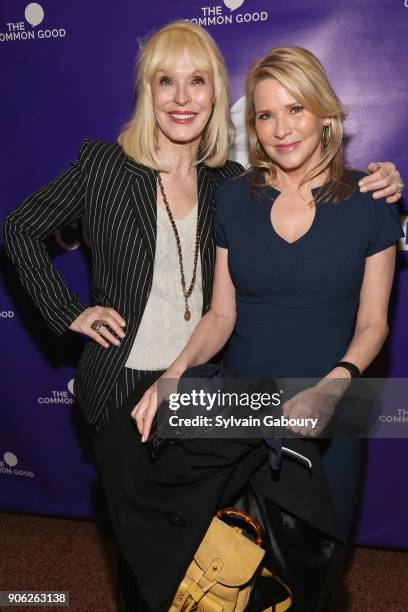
[91,319,108,332]
[396,181,405,194]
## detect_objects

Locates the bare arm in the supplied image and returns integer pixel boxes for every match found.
[323,245,396,382]
[284,246,397,435]
[168,247,236,375]
[132,246,236,440]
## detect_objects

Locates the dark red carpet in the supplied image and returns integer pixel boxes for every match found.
[0,513,407,611]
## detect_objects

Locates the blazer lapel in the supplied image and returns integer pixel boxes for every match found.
[197,164,219,313]
[124,157,157,262]
[197,164,217,265]
[123,157,216,311]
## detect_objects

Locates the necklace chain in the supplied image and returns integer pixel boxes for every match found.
[156,173,200,322]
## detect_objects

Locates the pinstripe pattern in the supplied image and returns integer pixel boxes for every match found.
[3,139,243,424]
[95,367,162,431]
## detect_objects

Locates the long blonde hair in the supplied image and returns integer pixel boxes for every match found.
[245,46,354,202]
[118,21,234,170]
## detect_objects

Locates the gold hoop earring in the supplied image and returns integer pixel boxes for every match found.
[322,124,331,148]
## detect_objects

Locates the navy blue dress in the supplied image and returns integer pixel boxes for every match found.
[215,173,403,378]
[215,172,403,533]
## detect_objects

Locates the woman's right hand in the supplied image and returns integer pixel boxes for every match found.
[69,306,126,347]
[131,367,182,442]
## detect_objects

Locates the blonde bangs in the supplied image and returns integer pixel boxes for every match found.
[254,62,339,121]
[144,29,212,84]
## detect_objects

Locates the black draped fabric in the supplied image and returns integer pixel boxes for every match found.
[93,368,343,611]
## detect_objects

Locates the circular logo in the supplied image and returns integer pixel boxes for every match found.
[4,452,18,467]
[224,0,245,10]
[67,379,75,395]
[25,3,44,28]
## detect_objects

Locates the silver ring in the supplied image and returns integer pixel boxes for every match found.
[91,319,107,332]
[396,181,405,194]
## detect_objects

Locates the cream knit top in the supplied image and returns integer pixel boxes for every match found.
[125,202,202,370]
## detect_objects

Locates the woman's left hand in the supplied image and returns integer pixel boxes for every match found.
[359,162,404,203]
[282,378,350,437]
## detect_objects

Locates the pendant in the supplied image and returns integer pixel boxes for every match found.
[184,309,191,321]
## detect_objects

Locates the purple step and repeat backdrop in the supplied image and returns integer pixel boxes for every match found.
[1,1,407,547]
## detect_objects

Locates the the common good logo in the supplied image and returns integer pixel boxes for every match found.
[0,3,67,43]
[187,1,269,26]
[379,409,408,424]
[0,310,15,318]
[399,216,408,251]
[0,451,35,478]
[38,379,75,405]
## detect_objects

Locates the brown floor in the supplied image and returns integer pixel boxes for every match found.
[0,512,407,612]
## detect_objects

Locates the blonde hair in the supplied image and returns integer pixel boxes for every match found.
[118,21,234,170]
[245,46,354,203]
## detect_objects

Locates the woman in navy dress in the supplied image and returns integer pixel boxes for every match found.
[134,46,403,608]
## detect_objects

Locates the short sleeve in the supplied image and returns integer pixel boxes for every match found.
[366,201,404,257]
[215,216,228,248]
[214,182,230,249]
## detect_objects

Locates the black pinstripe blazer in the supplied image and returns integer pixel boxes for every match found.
[3,139,243,424]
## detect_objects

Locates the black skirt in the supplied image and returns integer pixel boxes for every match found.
[94,367,163,611]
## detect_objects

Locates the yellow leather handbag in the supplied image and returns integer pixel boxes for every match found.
[170,507,292,612]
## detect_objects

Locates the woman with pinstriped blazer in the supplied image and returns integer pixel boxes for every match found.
[3,21,404,612]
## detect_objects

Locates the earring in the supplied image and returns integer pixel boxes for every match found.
[322,123,332,148]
